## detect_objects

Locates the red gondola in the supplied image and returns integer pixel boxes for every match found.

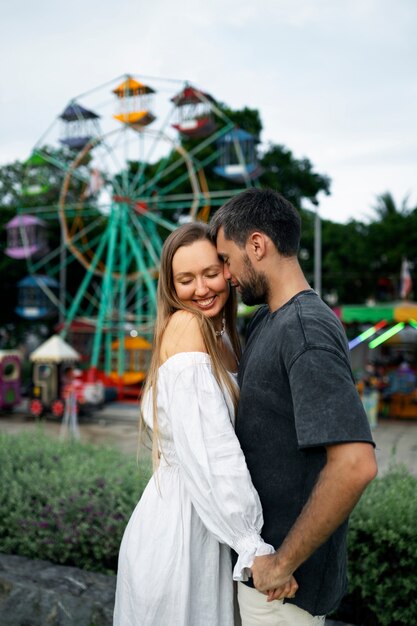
[171,85,217,138]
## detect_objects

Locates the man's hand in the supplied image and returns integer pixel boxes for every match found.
[266,576,298,602]
[252,443,376,603]
[251,553,297,600]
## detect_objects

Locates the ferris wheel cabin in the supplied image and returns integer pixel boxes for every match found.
[59,102,100,151]
[5,215,48,260]
[213,128,263,183]
[22,152,53,197]
[16,275,59,320]
[113,77,156,129]
[171,85,217,138]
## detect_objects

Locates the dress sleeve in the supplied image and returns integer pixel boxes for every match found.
[168,357,274,581]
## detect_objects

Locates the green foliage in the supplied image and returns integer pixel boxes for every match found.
[259,144,331,210]
[0,160,27,211]
[0,430,151,573]
[319,219,373,304]
[1,432,416,626]
[297,196,417,304]
[335,467,417,626]
[217,104,263,138]
[372,192,412,220]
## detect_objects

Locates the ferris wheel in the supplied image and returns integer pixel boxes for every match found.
[8,74,262,386]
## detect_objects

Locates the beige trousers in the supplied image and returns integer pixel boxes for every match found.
[237,582,326,626]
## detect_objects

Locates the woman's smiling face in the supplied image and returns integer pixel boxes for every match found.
[172,239,229,323]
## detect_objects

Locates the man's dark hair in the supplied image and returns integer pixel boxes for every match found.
[209,188,301,256]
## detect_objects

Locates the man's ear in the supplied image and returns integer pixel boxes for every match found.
[246,231,267,261]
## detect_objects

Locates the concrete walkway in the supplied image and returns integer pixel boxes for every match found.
[1,401,416,477]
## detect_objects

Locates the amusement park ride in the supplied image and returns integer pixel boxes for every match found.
[4,73,263,405]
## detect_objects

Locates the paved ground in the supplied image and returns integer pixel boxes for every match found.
[1,400,416,477]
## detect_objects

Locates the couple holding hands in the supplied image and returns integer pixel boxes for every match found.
[114,188,377,626]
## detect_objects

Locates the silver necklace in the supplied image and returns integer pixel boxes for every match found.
[215,317,226,337]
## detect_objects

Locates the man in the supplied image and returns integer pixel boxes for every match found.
[210,188,377,626]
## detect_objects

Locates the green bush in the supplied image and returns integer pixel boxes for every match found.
[333,466,417,626]
[0,429,151,573]
[2,432,416,626]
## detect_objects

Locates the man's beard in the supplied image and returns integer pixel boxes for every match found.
[239,254,269,306]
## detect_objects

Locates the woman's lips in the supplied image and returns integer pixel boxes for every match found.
[194,296,216,309]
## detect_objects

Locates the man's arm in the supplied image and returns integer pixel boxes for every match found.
[252,441,377,598]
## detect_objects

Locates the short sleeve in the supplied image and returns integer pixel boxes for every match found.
[289,347,374,448]
[166,354,275,580]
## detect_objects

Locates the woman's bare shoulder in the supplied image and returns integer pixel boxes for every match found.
[161,310,207,361]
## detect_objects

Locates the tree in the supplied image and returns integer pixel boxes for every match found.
[372,191,412,220]
[259,144,331,210]
[303,193,417,305]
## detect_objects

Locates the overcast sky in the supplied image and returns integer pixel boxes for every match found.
[1,0,416,223]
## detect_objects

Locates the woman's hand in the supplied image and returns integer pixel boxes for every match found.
[266,575,298,602]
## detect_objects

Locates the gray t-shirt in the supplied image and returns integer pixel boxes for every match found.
[237,290,374,616]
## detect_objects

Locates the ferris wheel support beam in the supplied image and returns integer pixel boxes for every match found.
[125,226,157,326]
[135,130,201,199]
[233,135,252,187]
[34,148,90,186]
[30,216,106,276]
[130,212,161,265]
[144,219,164,257]
[134,205,178,233]
[130,104,177,194]
[59,227,66,324]
[91,207,120,371]
[153,158,199,200]
[187,121,235,160]
[82,286,101,318]
[61,223,111,340]
[117,205,129,380]
[136,282,144,331]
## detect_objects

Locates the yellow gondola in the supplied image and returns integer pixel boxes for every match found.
[113,76,156,129]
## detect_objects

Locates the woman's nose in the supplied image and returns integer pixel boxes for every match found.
[194,277,209,295]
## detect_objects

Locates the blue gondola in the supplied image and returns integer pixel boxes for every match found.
[213,128,263,182]
[16,275,59,320]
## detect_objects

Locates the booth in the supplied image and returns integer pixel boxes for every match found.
[29,335,104,418]
[336,302,417,420]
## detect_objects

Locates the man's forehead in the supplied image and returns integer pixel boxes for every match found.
[215,226,226,241]
[215,228,232,253]
[216,228,244,253]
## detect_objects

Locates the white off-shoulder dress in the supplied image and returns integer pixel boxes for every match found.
[113,352,274,626]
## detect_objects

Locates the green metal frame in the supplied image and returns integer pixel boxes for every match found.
[16,74,260,383]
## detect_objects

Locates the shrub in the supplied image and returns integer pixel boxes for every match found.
[332,466,417,626]
[0,429,151,573]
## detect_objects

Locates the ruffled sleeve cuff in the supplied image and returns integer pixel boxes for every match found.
[232,533,275,582]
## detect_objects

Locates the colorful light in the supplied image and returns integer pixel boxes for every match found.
[348,320,388,350]
[369,323,405,349]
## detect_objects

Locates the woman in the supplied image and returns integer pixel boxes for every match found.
[113,223,295,626]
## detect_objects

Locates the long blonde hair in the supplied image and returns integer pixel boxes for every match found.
[141,222,241,470]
